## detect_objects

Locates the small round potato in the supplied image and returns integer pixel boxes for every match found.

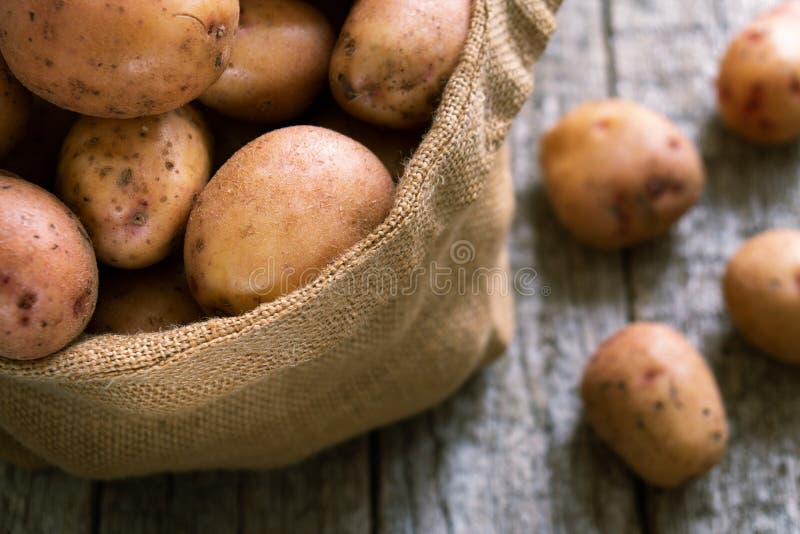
[329,0,470,129]
[184,125,395,315]
[200,0,335,124]
[56,106,212,269]
[0,171,98,360]
[540,99,705,249]
[0,1,239,118]
[89,262,203,335]
[581,323,728,488]
[717,3,800,144]
[0,56,30,160]
[723,229,800,364]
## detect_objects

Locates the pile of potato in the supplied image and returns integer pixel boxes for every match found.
[0,0,471,361]
[541,2,800,488]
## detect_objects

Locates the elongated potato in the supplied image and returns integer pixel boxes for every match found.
[329,0,470,128]
[185,125,395,315]
[0,171,98,360]
[582,323,728,488]
[200,0,335,123]
[0,1,239,118]
[56,106,212,269]
[0,56,30,160]
[723,229,800,364]
[89,262,203,335]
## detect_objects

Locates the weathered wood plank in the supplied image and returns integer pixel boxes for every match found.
[0,464,94,534]
[610,0,800,531]
[376,1,642,532]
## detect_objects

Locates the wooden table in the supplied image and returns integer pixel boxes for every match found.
[3,0,800,531]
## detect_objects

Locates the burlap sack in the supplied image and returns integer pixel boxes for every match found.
[0,0,560,478]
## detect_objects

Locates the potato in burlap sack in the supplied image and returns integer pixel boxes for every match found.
[0,0,560,478]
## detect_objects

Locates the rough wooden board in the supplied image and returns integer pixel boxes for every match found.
[376,0,641,532]
[0,464,93,534]
[609,0,800,531]
[91,438,369,534]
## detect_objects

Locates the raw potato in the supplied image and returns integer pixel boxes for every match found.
[56,106,212,269]
[717,2,800,144]
[185,125,395,315]
[0,0,239,118]
[0,56,30,160]
[0,171,98,360]
[329,0,470,129]
[581,323,728,488]
[723,229,800,364]
[89,262,203,335]
[541,99,705,249]
[200,0,335,123]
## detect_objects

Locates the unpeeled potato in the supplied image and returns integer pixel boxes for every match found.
[0,56,30,160]
[184,125,395,315]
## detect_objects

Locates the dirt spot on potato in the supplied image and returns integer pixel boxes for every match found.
[17,291,37,310]
[645,175,685,199]
[337,73,358,101]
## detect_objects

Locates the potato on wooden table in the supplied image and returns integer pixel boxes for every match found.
[540,99,705,250]
[724,229,800,365]
[717,2,800,144]
[0,171,98,360]
[581,322,728,488]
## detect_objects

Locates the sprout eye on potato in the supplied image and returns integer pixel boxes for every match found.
[717,2,800,144]
[329,0,471,129]
[581,323,728,488]
[0,56,30,160]
[0,0,239,118]
[184,125,395,315]
[0,171,98,361]
[540,99,705,250]
[89,261,204,335]
[200,0,335,124]
[724,229,800,365]
[56,106,213,269]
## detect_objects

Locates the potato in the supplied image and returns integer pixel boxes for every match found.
[200,0,335,124]
[329,0,470,129]
[717,2,800,144]
[0,171,98,360]
[56,106,212,269]
[185,125,395,315]
[0,56,30,160]
[309,98,422,179]
[89,262,203,335]
[540,99,705,250]
[0,1,239,118]
[723,229,800,364]
[581,323,728,488]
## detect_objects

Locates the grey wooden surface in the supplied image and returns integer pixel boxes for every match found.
[3,0,800,532]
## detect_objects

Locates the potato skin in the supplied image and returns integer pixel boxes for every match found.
[89,262,203,335]
[0,0,239,118]
[0,56,30,160]
[185,125,395,315]
[200,0,335,124]
[0,171,98,360]
[56,106,212,269]
[581,323,728,488]
[541,99,705,250]
[717,2,800,144]
[329,0,470,129]
[723,229,800,364]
